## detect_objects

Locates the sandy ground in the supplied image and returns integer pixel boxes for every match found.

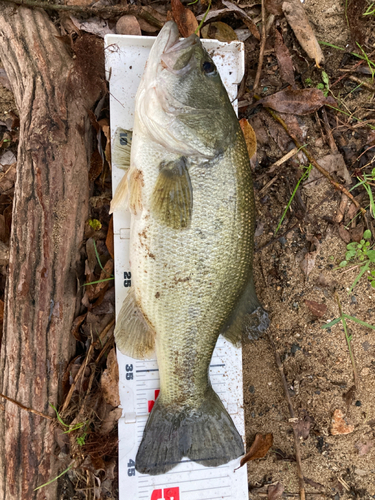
[243,0,375,498]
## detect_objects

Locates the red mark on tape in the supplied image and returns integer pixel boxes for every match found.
[151,487,180,500]
[147,389,160,413]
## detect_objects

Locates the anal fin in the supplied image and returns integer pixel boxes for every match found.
[114,289,155,359]
[151,156,192,230]
[221,272,269,345]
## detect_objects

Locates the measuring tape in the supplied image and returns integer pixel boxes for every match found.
[105,33,248,500]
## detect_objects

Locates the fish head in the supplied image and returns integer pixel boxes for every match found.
[137,21,239,158]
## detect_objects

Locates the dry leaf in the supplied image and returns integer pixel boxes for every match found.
[89,149,103,181]
[70,16,115,37]
[171,0,198,38]
[282,0,324,66]
[305,153,351,190]
[350,223,364,243]
[305,300,327,318]
[303,477,325,490]
[239,118,257,159]
[261,89,335,115]
[99,406,122,435]
[265,0,283,15]
[70,312,88,342]
[116,15,142,36]
[355,440,374,456]
[221,0,260,40]
[201,22,238,42]
[240,433,273,467]
[106,216,114,259]
[331,409,354,435]
[101,348,120,407]
[0,162,16,195]
[268,482,284,500]
[300,236,320,277]
[274,28,295,88]
[338,224,351,244]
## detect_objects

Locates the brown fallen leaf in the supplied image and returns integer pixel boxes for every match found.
[282,0,324,66]
[274,28,295,88]
[106,215,114,259]
[350,223,364,243]
[303,477,325,490]
[239,118,257,159]
[99,406,122,435]
[116,15,142,36]
[338,224,351,244]
[355,440,374,456]
[101,348,120,407]
[305,153,351,190]
[265,0,283,15]
[70,312,88,342]
[171,0,198,38]
[0,162,16,194]
[221,0,260,40]
[300,236,320,277]
[89,149,103,182]
[261,89,335,115]
[268,482,284,500]
[331,409,354,435]
[305,299,327,318]
[239,433,273,467]
[201,22,238,42]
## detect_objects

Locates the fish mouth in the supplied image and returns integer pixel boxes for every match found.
[160,23,199,76]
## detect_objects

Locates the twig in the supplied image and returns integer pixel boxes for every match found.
[261,103,367,219]
[268,336,306,500]
[0,392,54,421]
[60,319,115,413]
[348,75,375,92]
[253,0,267,92]
[1,0,164,28]
[321,107,338,153]
[257,147,299,181]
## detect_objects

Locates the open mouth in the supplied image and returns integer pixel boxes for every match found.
[161,29,199,76]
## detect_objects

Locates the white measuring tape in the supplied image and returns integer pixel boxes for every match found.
[105,33,248,500]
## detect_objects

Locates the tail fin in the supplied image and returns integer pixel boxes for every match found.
[136,387,244,475]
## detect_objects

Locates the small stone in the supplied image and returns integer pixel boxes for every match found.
[355,468,368,476]
[249,385,255,393]
[351,295,357,304]
[291,343,301,354]
[315,390,321,395]
[361,367,370,376]
[116,15,142,36]
[362,341,370,352]
[355,400,362,407]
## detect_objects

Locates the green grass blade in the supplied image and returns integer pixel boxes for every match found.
[321,317,342,329]
[49,403,69,428]
[343,314,375,329]
[34,464,73,491]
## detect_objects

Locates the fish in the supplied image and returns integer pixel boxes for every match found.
[111,20,269,475]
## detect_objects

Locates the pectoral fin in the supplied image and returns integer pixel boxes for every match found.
[221,272,269,346]
[151,157,192,230]
[114,289,155,359]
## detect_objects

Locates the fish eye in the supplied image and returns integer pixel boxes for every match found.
[202,61,217,76]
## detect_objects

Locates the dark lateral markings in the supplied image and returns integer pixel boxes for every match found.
[136,363,225,373]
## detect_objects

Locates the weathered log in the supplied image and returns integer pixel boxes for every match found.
[0,5,103,498]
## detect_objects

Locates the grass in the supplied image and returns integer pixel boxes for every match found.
[34,464,74,492]
[275,163,312,234]
[363,2,375,16]
[322,293,375,386]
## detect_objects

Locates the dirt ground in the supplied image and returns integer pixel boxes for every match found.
[1,0,375,498]
[243,0,375,498]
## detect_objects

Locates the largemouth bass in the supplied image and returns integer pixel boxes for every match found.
[112,21,268,475]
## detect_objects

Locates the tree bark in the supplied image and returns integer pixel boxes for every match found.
[0,5,102,498]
